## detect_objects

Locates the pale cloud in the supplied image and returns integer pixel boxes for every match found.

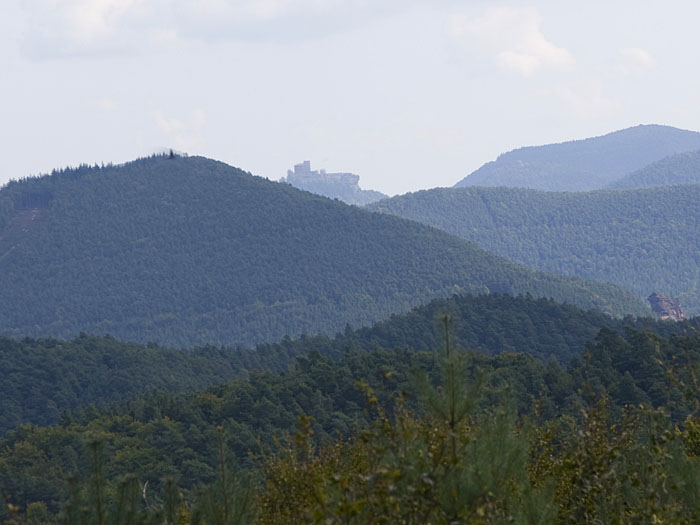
[18,0,407,58]
[550,81,621,121]
[62,0,139,42]
[95,97,117,111]
[20,0,165,57]
[616,47,656,76]
[180,0,343,22]
[153,108,207,152]
[447,7,574,76]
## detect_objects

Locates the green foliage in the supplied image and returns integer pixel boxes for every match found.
[0,154,645,348]
[4,325,700,521]
[254,325,700,523]
[609,149,700,189]
[0,333,301,435]
[370,184,700,314]
[259,404,556,523]
[454,124,700,191]
[532,404,700,523]
[342,293,695,363]
[4,293,693,435]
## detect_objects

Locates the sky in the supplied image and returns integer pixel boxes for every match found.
[2,1,700,196]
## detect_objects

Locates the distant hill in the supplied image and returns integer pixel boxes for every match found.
[608,150,700,189]
[0,293,690,435]
[455,125,700,191]
[368,184,700,314]
[280,160,386,205]
[0,155,645,348]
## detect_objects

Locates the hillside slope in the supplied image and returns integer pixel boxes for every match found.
[455,125,700,191]
[5,293,681,434]
[369,185,700,314]
[608,149,700,189]
[0,155,646,347]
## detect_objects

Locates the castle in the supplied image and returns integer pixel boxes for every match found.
[285,160,360,187]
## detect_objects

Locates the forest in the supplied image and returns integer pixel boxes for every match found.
[4,293,694,435]
[7,0,700,515]
[3,320,700,522]
[0,155,646,349]
[3,151,700,523]
[609,149,700,189]
[369,184,700,315]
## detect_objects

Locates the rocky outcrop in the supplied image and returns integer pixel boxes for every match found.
[648,292,685,321]
[281,161,387,206]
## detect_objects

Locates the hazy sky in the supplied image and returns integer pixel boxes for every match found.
[3,0,700,195]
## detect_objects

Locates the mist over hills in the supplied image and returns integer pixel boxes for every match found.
[608,149,700,189]
[455,124,700,191]
[368,184,700,314]
[0,155,645,348]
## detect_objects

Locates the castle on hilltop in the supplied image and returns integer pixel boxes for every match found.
[285,160,360,187]
[280,161,387,206]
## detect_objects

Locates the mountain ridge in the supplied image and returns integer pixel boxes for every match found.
[0,154,646,348]
[455,124,700,191]
[368,184,700,314]
[0,292,692,435]
[608,149,700,189]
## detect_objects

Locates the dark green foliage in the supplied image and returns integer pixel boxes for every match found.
[340,293,629,362]
[369,184,700,314]
[0,155,645,348]
[6,325,700,522]
[0,333,301,435]
[455,124,700,191]
[3,326,700,519]
[4,294,689,435]
[609,149,700,189]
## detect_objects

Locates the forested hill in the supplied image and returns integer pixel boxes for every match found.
[0,155,645,347]
[608,149,700,189]
[454,124,700,191]
[5,324,700,520]
[368,184,700,314]
[0,293,694,435]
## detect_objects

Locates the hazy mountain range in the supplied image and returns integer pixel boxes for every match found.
[5,124,700,521]
[608,148,700,189]
[0,154,643,349]
[368,184,700,314]
[455,124,700,191]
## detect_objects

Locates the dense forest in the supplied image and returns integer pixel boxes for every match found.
[609,149,700,189]
[454,124,700,191]
[0,155,646,348]
[3,140,700,523]
[369,184,700,314]
[4,293,694,436]
[0,334,298,435]
[3,323,700,522]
